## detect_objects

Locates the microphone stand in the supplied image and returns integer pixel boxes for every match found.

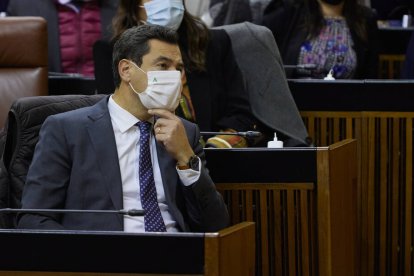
[283,64,317,70]
[0,208,145,216]
[200,131,262,138]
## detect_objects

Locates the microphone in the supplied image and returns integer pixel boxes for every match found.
[200,131,262,138]
[283,64,317,70]
[0,208,145,216]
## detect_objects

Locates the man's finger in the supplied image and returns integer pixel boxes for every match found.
[153,118,170,129]
[148,109,176,120]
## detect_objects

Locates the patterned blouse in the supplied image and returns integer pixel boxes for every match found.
[297,17,357,79]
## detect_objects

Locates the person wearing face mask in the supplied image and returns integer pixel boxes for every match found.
[261,0,379,79]
[18,24,229,232]
[95,0,292,148]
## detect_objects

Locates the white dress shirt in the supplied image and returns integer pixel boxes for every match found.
[107,96,200,232]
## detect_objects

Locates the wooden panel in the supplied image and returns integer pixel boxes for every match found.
[391,118,399,276]
[300,190,311,276]
[216,183,315,276]
[0,273,201,276]
[325,140,358,276]
[205,222,256,276]
[286,190,296,276]
[301,111,414,276]
[379,117,388,276]
[316,147,332,276]
[273,190,283,276]
[365,117,376,276]
[378,54,405,79]
[405,119,413,275]
[213,141,357,276]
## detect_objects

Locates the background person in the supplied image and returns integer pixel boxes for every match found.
[262,0,380,79]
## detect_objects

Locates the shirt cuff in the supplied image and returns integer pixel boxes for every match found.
[176,157,201,186]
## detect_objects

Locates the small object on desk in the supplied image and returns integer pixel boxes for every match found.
[324,69,336,81]
[402,15,412,28]
[267,132,283,148]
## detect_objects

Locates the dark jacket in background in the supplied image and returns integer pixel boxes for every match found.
[262,1,380,79]
[177,28,259,135]
[209,0,274,26]
[216,22,309,146]
[0,0,9,12]
[209,0,253,26]
[401,32,414,79]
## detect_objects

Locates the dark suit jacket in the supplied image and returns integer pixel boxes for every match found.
[7,0,118,73]
[17,97,229,232]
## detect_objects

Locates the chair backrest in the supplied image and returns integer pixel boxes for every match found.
[0,94,106,228]
[0,16,48,129]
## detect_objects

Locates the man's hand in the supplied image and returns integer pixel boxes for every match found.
[148,109,194,166]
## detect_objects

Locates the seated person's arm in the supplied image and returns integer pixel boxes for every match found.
[206,31,260,148]
[180,123,230,232]
[17,116,69,230]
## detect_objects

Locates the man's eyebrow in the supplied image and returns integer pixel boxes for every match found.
[152,56,173,64]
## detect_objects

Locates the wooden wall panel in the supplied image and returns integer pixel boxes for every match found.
[216,184,315,276]
[300,111,414,276]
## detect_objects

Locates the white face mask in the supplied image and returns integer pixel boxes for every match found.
[143,0,185,31]
[128,61,182,111]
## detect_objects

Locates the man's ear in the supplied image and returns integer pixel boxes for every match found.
[118,59,132,83]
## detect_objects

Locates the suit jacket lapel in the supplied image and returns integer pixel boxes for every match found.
[86,97,123,223]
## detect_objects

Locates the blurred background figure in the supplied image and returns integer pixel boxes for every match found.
[262,0,379,79]
[370,0,413,20]
[0,0,9,16]
[184,0,212,25]
[401,31,414,78]
[209,0,272,26]
[7,0,118,77]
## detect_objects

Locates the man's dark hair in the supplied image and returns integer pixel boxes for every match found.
[112,24,178,88]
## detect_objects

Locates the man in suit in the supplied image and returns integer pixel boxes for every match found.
[18,25,229,232]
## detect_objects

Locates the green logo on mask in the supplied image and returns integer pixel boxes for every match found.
[153,77,158,83]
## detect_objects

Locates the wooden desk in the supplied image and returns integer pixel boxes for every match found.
[0,222,255,276]
[205,139,358,276]
[290,79,414,276]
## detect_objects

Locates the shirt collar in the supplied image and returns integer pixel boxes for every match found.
[108,95,154,133]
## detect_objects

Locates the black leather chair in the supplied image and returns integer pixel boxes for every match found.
[0,94,106,228]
